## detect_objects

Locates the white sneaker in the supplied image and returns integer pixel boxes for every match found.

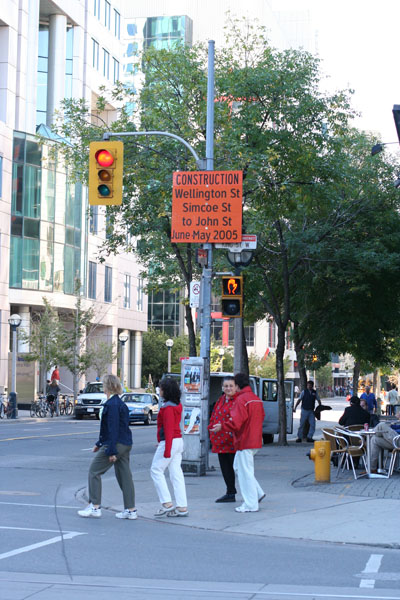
[235,504,258,513]
[115,509,137,520]
[78,504,102,518]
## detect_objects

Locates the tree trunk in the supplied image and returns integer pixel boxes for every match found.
[184,304,197,357]
[352,360,361,395]
[276,323,288,445]
[292,322,307,392]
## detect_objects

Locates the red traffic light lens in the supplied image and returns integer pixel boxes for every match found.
[95,149,114,167]
[98,184,111,197]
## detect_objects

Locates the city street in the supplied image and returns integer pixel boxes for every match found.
[1,411,400,599]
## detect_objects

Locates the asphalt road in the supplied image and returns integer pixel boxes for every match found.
[1,415,400,600]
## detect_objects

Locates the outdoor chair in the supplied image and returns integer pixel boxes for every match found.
[383,434,400,477]
[334,426,367,480]
[322,428,347,477]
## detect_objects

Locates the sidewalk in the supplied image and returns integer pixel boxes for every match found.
[81,405,400,549]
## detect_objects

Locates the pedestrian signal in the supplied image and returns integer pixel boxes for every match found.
[88,141,123,205]
[221,275,243,318]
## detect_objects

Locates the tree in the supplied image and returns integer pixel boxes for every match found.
[19,298,61,393]
[89,340,118,379]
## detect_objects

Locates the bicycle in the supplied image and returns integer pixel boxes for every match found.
[30,398,42,418]
[0,393,6,419]
[64,395,74,416]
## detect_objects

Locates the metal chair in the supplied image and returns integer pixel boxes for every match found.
[322,428,348,478]
[335,426,367,479]
[384,434,400,477]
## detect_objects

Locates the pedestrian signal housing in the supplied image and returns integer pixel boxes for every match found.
[88,141,123,205]
[221,275,243,318]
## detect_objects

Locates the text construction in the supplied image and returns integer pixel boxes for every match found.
[171,170,243,243]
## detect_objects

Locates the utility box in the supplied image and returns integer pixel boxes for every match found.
[181,357,208,475]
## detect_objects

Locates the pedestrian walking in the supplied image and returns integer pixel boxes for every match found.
[294,380,321,443]
[78,374,136,520]
[211,372,265,513]
[387,383,399,416]
[150,377,188,517]
[360,386,377,414]
[208,376,237,503]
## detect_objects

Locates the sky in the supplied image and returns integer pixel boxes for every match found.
[271,0,400,148]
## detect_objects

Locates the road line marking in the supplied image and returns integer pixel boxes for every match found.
[0,526,78,533]
[0,431,93,442]
[0,532,85,561]
[0,501,80,509]
[360,553,383,589]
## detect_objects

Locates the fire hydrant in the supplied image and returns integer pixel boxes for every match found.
[307,440,331,482]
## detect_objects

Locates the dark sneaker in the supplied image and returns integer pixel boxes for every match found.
[295,438,302,443]
[215,494,236,503]
[306,437,314,443]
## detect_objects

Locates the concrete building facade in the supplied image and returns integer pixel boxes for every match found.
[0,0,146,400]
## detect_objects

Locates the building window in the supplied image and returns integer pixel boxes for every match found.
[104,265,112,302]
[148,290,179,336]
[89,205,98,234]
[114,9,120,39]
[94,0,100,19]
[137,277,144,311]
[88,261,97,299]
[228,323,254,347]
[123,274,131,308]
[104,1,111,29]
[92,39,99,69]
[103,49,110,79]
[113,58,120,83]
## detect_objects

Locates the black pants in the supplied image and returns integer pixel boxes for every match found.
[218,452,236,495]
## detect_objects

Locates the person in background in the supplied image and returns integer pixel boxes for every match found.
[78,374,136,520]
[387,383,399,416]
[360,386,377,414]
[51,365,60,383]
[211,373,265,513]
[208,376,237,503]
[360,398,368,411]
[294,380,321,443]
[338,396,370,427]
[151,377,188,517]
[46,378,60,416]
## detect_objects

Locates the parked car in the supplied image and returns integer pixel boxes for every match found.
[122,391,159,425]
[74,382,107,420]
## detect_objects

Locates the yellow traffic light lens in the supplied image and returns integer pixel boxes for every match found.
[95,149,114,167]
[98,184,111,197]
[98,169,112,182]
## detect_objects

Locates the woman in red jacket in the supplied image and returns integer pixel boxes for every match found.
[208,376,237,503]
[150,377,188,517]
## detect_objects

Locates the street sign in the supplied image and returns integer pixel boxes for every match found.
[190,281,201,308]
[215,234,257,252]
[171,171,243,244]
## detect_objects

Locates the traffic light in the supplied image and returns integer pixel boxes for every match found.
[88,141,123,205]
[221,275,243,318]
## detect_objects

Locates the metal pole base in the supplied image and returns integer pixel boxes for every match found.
[182,460,206,476]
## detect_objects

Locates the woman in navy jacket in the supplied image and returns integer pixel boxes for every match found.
[78,374,136,520]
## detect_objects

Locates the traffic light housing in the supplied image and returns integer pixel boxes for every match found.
[221,275,243,318]
[88,141,123,205]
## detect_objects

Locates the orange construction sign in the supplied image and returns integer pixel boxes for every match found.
[171,171,243,244]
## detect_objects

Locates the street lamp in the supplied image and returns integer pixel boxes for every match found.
[118,332,129,390]
[166,338,174,373]
[8,313,21,418]
[218,348,224,372]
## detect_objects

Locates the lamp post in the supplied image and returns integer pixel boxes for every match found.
[118,332,129,390]
[8,313,21,418]
[227,249,254,373]
[166,338,174,373]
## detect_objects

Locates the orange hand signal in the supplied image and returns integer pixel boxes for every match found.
[227,278,238,294]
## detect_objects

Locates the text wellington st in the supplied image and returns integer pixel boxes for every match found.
[171,171,243,243]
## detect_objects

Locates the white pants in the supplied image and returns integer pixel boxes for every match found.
[150,438,187,507]
[233,449,264,511]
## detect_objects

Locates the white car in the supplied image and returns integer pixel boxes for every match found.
[74,382,107,419]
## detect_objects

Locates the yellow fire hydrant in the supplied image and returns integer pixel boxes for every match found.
[307,440,331,483]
